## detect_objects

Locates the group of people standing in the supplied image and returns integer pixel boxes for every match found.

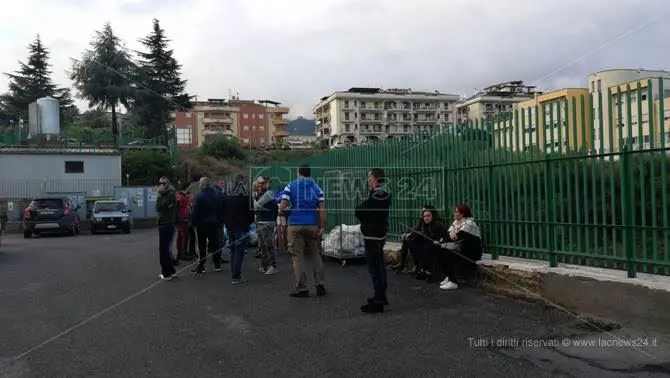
[152,164,483,315]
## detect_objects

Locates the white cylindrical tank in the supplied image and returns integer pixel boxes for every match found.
[36,97,60,135]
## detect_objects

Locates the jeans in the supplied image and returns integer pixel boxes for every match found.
[228,228,250,279]
[364,238,387,302]
[167,226,176,258]
[158,225,176,277]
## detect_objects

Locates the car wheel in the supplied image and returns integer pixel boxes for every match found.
[23,230,32,239]
[123,227,131,234]
[68,224,76,236]
[91,227,97,235]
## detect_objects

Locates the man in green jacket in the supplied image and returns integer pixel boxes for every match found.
[156,177,178,280]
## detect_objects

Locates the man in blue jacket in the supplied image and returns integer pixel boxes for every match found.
[280,164,327,297]
[190,177,224,274]
[355,168,392,314]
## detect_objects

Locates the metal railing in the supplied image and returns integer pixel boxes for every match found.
[252,78,670,277]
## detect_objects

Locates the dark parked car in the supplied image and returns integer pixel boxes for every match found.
[22,196,81,238]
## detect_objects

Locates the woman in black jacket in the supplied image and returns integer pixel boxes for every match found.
[393,207,448,283]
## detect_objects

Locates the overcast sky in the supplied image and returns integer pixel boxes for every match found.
[0,0,667,118]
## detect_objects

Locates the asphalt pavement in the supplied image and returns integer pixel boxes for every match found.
[1,229,669,378]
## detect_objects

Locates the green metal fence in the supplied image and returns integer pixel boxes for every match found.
[253,78,670,278]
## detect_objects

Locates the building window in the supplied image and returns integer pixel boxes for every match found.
[243,125,249,131]
[260,137,265,144]
[243,138,250,144]
[252,113,256,119]
[64,161,84,174]
[259,113,264,119]
[259,126,265,131]
[184,112,191,118]
[243,114,249,119]
[597,80,602,92]
[176,128,192,145]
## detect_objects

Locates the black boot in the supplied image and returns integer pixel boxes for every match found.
[361,302,384,314]
[367,297,389,306]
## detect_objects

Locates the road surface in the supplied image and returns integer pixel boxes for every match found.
[0,230,668,377]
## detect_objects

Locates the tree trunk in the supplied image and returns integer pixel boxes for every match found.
[111,105,118,146]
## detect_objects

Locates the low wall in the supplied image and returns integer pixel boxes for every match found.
[384,243,670,333]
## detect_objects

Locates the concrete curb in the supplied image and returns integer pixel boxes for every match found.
[384,242,670,332]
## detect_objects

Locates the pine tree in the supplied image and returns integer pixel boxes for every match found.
[70,23,135,145]
[0,35,77,124]
[134,19,191,144]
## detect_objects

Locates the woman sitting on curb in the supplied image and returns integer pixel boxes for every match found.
[438,203,482,290]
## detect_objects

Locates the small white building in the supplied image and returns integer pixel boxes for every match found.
[0,147,122,199]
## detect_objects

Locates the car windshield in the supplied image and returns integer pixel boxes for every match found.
[95,202,125,212]
[30,199,64,209]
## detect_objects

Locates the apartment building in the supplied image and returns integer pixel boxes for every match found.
[313,87,460,148]
[589,69,670,153]
[606,77,670,153]
[495,88,592,152]
[170,98,290,148]
[456,81,540,123]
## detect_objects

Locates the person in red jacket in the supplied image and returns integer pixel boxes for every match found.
[175,188,192,261]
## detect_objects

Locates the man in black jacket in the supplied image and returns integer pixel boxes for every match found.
[224,174,255,284]
[190,177,225,274]
[354,168,392,314]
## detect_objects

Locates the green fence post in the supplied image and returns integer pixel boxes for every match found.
[621,144,636,278]
[545,153,557,267]
[487,158,497,260]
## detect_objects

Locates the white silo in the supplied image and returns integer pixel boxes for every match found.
[36,97,60,135]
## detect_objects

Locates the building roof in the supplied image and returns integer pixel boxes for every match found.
[0,147,121,155]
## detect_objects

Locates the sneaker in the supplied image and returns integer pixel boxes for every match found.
[440,277,450,285]
[440,281,458,290]
[258,266,267,273]
[290,288,309,297]
[214,265,223,272]
[158,274,173,281]
[191,266,206,274]
[315,284,327,296]
[232,277,248,285]
[264,266,278,275]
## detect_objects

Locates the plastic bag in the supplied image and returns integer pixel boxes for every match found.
[322,224,365,257]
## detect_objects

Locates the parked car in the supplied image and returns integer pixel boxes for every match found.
[90,200,132,234]
[23,196,81,238]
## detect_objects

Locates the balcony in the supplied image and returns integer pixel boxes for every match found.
[202,125,234,136]
[266,106,290,114]
[274,129,290,138]
[273,117,289,126]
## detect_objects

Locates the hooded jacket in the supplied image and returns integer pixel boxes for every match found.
[355,185,391,239]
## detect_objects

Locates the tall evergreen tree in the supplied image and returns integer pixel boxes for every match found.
[135,19,191,144]
[0,35,77,125]
[69,23,135,145]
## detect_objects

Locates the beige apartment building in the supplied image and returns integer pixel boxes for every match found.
[605,78,670,154]
[493,88,592,152]
[313,87,460,148]
[588,69,670,154]
[455,81,540,124]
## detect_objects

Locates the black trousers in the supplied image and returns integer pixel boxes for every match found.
[365,238,387,302]
[188,226,197,257]
[158,225,176,277]
[196,222,221,267]
[439,248,478,283]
